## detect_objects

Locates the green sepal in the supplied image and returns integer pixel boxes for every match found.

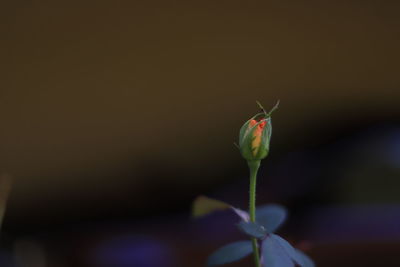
[239,118,271,161]
[256,117,272,159]
[238,112,264,147]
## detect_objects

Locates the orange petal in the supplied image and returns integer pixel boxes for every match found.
[249,119,258,128]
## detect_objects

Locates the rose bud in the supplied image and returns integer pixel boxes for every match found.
[238,101,278,162]
[239,115,272,161]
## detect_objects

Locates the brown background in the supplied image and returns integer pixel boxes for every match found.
[1,1,400,266]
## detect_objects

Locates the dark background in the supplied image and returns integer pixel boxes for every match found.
[1,0,400,266]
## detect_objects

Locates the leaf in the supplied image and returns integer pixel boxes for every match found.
[207,241,253,266]
[192,196,230,218]
[262,235,294,267]
[237,221,266,239]
[192,195,251,222]
[230,207,250,222]
[270,234,304,266]
[256,204,288,233]
[295,249,315,267]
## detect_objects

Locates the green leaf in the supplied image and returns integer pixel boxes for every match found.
[270,234,303,265]
[207,241,253,266]
[256,204,288,233]
[192,196,230,218]
[237,221,266,239]
[262,235,294,267]
[295,249,315,267]
[230,207,250,222]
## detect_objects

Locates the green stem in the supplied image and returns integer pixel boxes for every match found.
[248,160,261,267]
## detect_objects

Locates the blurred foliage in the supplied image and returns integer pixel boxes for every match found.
[192,196,230,218]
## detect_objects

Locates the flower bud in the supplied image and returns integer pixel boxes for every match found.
[239,114,272,161]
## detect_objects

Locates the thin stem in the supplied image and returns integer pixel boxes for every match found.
[248,160,261,267]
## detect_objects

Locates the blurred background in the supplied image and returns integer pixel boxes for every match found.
[1,0,400,266]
